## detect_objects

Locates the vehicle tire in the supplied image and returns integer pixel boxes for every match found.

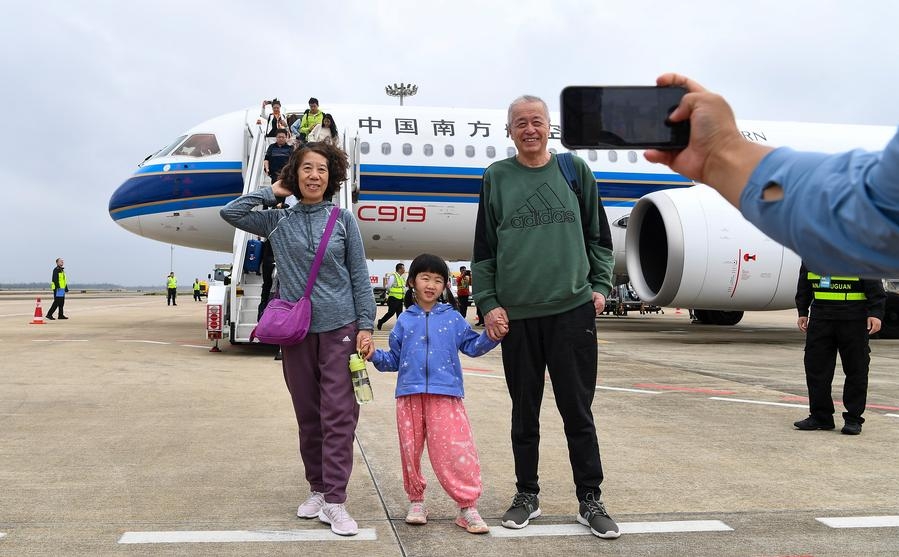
[692,309,744,326]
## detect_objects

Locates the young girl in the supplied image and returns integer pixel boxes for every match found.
[363,253,498,534]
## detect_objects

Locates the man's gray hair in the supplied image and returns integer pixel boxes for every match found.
[507,95,550,126]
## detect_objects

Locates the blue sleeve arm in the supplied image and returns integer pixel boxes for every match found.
[740,131,899,276]
[371,324,403,371]
[458,322,500,357]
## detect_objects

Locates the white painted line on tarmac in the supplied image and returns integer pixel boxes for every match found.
[0,532,5,539]
[116,340,170,345]
[886,413,899,419]
[488,519,732,537]
[709,397,807,409]
[118,528,378,544]
[463,371,504,379]
[180,344,212,349]
[597,386,661,394]
[816,515,899,529]
[31,339,89,342]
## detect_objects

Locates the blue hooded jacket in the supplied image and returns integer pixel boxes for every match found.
[371,302,498,398]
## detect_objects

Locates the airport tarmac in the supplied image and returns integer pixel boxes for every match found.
[1,292,898,556]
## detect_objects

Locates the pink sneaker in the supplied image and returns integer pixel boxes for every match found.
[455,506,489,534]
[296,491,325,518]
[405,502,428,525]
[318,502,359,536]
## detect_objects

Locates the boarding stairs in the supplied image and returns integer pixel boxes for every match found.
[224,119,361,344]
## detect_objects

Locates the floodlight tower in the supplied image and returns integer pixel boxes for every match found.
[385,82,418,106]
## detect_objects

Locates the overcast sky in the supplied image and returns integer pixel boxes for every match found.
[2,0,897,286]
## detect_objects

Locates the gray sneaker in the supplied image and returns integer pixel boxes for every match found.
[577,492,620,539]
[501,492,541,529]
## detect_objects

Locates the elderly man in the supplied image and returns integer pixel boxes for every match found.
[471,95,619,539]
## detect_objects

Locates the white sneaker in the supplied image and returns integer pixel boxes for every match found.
[405,501,428,524]
[319,502,359,536]
[296,491,325,518]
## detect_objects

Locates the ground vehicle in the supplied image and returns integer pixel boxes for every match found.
[603,283,663,317]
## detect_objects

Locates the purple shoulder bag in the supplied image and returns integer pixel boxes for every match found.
[251,208,339,345]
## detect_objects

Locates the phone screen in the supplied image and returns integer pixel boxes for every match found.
[560,86,690,150]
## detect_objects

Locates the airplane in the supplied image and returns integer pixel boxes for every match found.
[109,102,898,332]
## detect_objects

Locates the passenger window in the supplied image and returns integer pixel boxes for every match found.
[486,146,496,159]
[507,147,516,158]
[444,145,455,157]
[402,143,412,156]
[424,144,434,156]
[175,134,221,157]
[381,142,391,155]
[588,150,598,161]
[628,151,638,163]
[608,151,618,163]
[361,142,370,155]
[465,145,475,158]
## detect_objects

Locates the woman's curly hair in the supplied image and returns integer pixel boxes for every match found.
[278,142,348,201]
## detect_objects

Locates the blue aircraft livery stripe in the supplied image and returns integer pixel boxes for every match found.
[360,163,692,185]
[135,161,243,175]
[109,170,245,213]
[109,161,689,219]
[111,195,240,220]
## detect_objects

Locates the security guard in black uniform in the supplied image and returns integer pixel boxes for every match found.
[794,263,886,435]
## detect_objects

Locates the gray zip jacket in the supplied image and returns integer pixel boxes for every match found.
[220,187,375,333]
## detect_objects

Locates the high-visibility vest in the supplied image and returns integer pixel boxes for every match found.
[388,273,406,299]
[193,281,201,292]
[807,272,867,302]
[167,276,177,289]
[50,270,66,290]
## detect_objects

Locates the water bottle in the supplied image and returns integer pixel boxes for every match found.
[349,352,374,405]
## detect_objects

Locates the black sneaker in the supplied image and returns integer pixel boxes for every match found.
[577,492,620,539]
[841,421,862,435]
[793,416,835,431]
[501,492,541,529]
[58,315,68,320]
[46,315,55,320]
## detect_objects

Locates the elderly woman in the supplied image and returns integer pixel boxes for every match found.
[220,142,375,536]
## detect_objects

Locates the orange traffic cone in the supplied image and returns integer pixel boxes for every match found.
[30,297,45,325]
[675,307,682,314]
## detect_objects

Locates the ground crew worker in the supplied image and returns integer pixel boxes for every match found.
[166,272,178,306]
[794,262,886,435]
[193,278,202,301]
[47,258,69,320]
[376,263,406,330]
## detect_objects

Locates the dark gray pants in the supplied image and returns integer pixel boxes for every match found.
[281,322,360,503]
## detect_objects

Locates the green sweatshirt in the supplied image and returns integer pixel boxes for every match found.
[472,154,614,320]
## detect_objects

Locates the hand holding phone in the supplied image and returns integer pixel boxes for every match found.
[561,86,690,150]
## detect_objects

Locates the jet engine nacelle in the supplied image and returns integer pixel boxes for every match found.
[625,185,801,311]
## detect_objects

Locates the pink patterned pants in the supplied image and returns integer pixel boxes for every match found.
[396,393,482,508]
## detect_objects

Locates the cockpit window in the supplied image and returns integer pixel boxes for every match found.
[174,134,221,157]
[153,135,188,158]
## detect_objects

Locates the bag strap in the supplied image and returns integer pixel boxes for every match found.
[557,152,589,252]
[302,207,340,298]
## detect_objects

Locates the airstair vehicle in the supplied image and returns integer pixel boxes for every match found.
[205,113,361,350]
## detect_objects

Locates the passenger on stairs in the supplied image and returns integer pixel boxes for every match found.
[307,113,339,146]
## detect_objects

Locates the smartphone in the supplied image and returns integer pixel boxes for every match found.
[560,86,690,150]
